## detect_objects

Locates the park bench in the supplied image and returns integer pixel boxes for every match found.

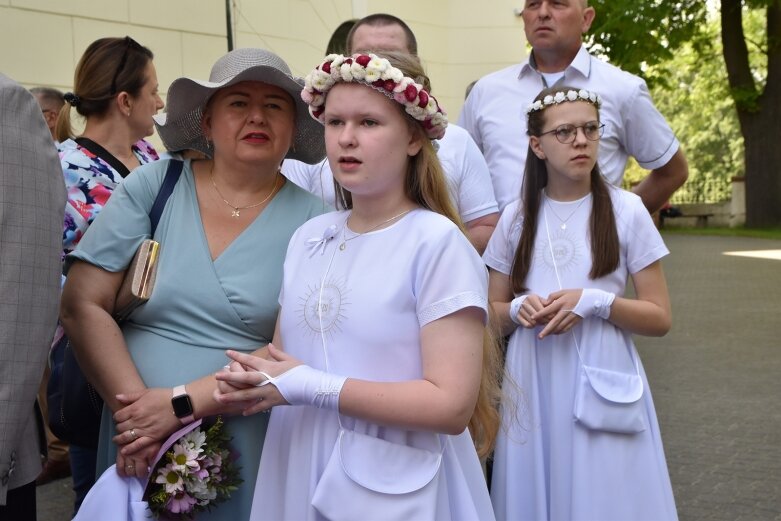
[659,208,714,228]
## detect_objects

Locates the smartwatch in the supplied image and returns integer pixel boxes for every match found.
[171,385,195,425]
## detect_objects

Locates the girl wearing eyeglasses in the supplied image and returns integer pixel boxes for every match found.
[484,86,678,520]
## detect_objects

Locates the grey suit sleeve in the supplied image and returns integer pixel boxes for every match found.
[0,73,66,502]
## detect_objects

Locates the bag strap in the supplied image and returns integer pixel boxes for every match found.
[149,160,184,236]
[75,137,131,178]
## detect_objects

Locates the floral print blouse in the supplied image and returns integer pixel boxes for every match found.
[59,138,159,254]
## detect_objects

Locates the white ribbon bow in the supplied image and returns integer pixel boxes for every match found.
[306,224,338,256]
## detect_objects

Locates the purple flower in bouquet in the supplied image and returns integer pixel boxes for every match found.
[145,417,242,520]
[167,492,197,514]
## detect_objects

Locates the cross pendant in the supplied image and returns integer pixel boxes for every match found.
[232,209,241,218]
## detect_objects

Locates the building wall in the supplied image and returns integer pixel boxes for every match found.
[0,0,526,150]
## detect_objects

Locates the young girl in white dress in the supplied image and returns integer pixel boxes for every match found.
[213,51,502,521]
[485,86,678,521]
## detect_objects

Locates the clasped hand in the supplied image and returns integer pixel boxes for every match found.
[213,344,302,416]
[513,289,584,339]
[111,387,179,478]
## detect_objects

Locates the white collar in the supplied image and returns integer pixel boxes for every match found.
[518,45,592,82]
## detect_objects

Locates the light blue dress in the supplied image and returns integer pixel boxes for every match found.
[68,158,326,520]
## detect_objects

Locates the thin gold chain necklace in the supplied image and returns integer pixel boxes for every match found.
[210,166,281,218]
[339,209,413,251]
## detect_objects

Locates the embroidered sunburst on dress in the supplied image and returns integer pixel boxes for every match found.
[536,227,584,274]
[297,278,350,337]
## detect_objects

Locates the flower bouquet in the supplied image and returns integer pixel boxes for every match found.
[144,417,242,519]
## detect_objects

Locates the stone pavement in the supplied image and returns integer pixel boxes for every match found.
[636,233,781,521]
[36,233,781,520]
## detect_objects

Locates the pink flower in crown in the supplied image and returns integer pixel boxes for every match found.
[406,104,427,120]
[167,492,198,514]
[302,52,448,139]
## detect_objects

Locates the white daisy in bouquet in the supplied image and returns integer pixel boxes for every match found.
[145,417,241,519]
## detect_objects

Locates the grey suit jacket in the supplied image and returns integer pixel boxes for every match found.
[0,73,66,503]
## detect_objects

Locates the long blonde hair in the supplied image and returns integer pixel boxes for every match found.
[331,51,502,457]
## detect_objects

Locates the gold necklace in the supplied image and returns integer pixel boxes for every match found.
[543,190,591,230]
[210,166,281,218]
[339,209,413,251]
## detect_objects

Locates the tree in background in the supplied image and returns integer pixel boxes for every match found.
[721,0,780,227]
[588,0,780,227]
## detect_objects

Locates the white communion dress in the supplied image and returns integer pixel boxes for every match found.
[484,187,678,521]
[250,209,497,520]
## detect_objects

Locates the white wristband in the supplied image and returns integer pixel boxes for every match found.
[509,295,528,325]
[572,288,616,320]
[268,365,347,411]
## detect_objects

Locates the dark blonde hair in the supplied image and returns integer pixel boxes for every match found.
[510,85,619,294]
[56,36,154,142]
[328,50,502,457]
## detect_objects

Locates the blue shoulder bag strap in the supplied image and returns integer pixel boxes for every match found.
[148,159,184,236]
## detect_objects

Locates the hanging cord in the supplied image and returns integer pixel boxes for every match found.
[542,207,640,375]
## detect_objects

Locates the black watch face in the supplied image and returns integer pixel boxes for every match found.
[171,394,193,418]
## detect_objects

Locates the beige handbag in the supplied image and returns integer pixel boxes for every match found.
[111,159,184,322]
[113,239,160,322]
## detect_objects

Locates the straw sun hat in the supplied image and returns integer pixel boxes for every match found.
[154,48,325,164]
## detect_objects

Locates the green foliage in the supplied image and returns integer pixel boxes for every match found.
[618,6,769,203]
[586,0,709,88]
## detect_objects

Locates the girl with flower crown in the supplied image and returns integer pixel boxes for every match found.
[213,51,502,520]
[484,85,678,520]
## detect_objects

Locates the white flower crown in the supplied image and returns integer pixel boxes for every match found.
[301,53,448,140]
[525,89,602,115]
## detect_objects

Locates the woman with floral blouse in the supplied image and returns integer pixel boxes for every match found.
[53,35,164,515]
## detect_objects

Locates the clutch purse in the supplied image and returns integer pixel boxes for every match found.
[113,239,160,322]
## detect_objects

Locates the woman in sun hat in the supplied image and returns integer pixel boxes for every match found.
[60,47,326,519]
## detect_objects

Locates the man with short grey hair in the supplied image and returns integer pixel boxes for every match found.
[459,0,688,213]
[30,87,65,142]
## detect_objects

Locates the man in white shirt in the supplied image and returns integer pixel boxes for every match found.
[284,14,500,253]
[458,0,688,212]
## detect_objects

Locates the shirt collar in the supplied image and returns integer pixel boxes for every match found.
[518,44,592,81]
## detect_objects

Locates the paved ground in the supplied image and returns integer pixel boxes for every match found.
[36,233,781,520]
[636,234,781,521]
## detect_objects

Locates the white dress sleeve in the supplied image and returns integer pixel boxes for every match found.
[614,190,670,273]
[449,126,499,223]
[483,200,522,276]
[413,222,488,327]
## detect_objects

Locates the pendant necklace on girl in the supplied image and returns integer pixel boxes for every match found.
[210,165,281,217]
[543,190,591,230]
[339,209,412,250]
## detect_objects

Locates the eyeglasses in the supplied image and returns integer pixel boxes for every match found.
[540,121,605,144]
[109,36,142,96]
